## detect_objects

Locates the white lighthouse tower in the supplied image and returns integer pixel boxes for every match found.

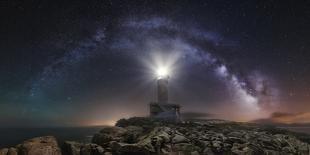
[149,67,180,122]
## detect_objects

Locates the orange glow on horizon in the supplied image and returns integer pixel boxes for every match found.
[85,119,116,126]
[271,112,310,124]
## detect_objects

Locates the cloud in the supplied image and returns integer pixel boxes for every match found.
[271,112,310,124]
[253,112,310,124]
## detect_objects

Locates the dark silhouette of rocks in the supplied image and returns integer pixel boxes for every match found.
[1,117,310,155]
[63,141,105,155]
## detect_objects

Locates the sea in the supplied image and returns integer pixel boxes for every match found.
[0,126,104,148]
[0,126,309,148]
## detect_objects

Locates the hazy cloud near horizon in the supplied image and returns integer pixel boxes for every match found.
[253,112,310,124]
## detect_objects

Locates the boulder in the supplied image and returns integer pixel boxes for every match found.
[63,141,105,155]
[137,127,173,153]
[202,147,214,155]
[63,141,82,155]
[226,136,245,144]
[246,143,264,154]
[172,143,200,153]
[172,134,189,144]
[231,143,247,154]
[0,148,8,155]
[17,136,61,155]
[99,126,127,137]
[80,143,105,155]
[211,140,223,152]
[264,150,280,155]
[231,142,267,155]
[123,126,144,143]
[190,151,199,155]
[194,140,211,149]
[92,126,127,147]
[7,148,18,155]
[273,134,310,154]
[109,127,174,154]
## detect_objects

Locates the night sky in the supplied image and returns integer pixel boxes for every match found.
[2,0,310,127]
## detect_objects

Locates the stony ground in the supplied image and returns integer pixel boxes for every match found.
[1,117,310,155]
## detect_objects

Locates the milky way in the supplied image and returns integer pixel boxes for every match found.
[28,16,279,122]
[3,0,310,126]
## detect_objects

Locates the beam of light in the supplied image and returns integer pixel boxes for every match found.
[142,47,181,80]
[156,66,169,79]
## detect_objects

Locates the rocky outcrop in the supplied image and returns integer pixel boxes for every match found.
[0,137,109,155]
[1,117,310,155]
[90,117,310,155]
[0,148,8,155]
[91,126,127,147]
[0,147,18,155]
[0,136,61,155]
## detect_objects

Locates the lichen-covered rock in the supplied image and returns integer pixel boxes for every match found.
[17,136,61,155]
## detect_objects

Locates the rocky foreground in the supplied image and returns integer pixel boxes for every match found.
[1,117,310,155]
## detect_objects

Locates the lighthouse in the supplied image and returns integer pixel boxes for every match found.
[149,67,180,122]
[157,77,169,103]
